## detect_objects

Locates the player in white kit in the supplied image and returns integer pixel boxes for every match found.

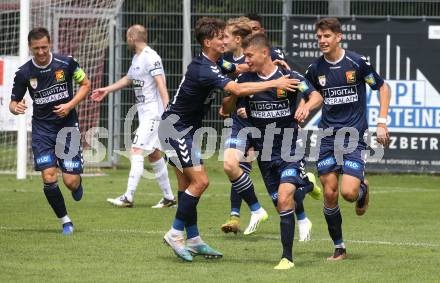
[92,25,176,208]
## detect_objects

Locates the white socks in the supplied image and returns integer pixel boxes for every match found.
[125,154,144,201]
[151,158,174,200]
[59,215,71,225]
[126,155,174,202]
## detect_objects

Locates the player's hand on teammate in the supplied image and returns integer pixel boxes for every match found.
[218,106,230,118]
[294,105,310,123]
[273,59,291,70]
[53,103,73,118]
[13,99,27,115]
[376,124,390,148]
[91,88,110,102]
[237,107,247,119]
[274,75,300,92]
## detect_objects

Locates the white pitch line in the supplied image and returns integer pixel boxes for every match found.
[1,226,438,248]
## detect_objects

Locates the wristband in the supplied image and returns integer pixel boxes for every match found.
[377,117,387,124]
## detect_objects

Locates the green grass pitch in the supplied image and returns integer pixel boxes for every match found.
[1,158,439,282]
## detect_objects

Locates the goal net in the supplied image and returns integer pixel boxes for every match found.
[0,0,123,176]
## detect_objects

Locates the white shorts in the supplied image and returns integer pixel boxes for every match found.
[132,119,161,153]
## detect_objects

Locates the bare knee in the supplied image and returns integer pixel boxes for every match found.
[223,159,240,180]
[42,168,57,183]
[193,175,209,191]
[63,175,81,191]
[147,149,161,163]
[341,187,358,202]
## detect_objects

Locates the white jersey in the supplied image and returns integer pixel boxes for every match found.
[127,46,165,120]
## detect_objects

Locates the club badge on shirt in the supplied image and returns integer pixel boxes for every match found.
[319,75,326,86]
[29,78,38,89]
[345,70,356,83]
[55,70,65,82]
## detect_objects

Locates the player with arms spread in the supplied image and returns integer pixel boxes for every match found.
[9,27,91,235]
[298,17,391,260]
[160,17,299,262]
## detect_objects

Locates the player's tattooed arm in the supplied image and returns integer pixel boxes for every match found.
[54,75,91,118]
[294,91,323,122]
[376,82,391,147]
[91,75,132,102]
[224,75,300,97]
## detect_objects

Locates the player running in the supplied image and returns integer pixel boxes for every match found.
[92,25,176,208]
[223,33,323,269]
[298,17,391,260]
[159,17,299,262]
[9,27,91,235]
[221,17,321,240]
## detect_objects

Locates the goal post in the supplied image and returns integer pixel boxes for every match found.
[0,0,123,178]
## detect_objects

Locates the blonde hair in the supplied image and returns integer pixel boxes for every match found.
[226,17,252,39]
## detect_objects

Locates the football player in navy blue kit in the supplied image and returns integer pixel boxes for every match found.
[9,28,91,235]
[160,17,299,262]
[223,33,323,269]
[220,17,321,240]
[220,17,270,235]
[298,18,391,260]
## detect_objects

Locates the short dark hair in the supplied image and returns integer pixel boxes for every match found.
[245,13,263,25]
[28,27,51,44]
[195,17,226,47]
[315,17,342,34]
[242,33,271,50]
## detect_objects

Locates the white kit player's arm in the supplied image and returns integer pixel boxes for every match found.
[153,74,169,109]
[91,76,132,102]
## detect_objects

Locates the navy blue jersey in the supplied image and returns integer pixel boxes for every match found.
[11,53,85,122]
[223,52,246,65]
[305,50,384,133]
[239,66,314,129]
[164,54,232,126]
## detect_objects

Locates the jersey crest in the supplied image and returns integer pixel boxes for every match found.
[319,75,326,86]
[29,78,38,89]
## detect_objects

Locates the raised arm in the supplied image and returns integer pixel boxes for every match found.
[91,75,132,102]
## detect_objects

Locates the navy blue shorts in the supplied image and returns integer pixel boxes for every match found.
[32,117,83,174]
[317,136,366,181]
[257,158,308,201]
[224,115,253,153]
[159,121,203,169]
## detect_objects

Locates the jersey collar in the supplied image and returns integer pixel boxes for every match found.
[324,49,345,65]
[257,65,279,80]
[233,54,244,62]
[31,52,53,69]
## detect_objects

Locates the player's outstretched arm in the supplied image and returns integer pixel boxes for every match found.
[91,75,132,102]
[224,75,299,97]
[54,75,91,118]
[294,91,323,122]
[376,82,391,147]
[9,99,27,115]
